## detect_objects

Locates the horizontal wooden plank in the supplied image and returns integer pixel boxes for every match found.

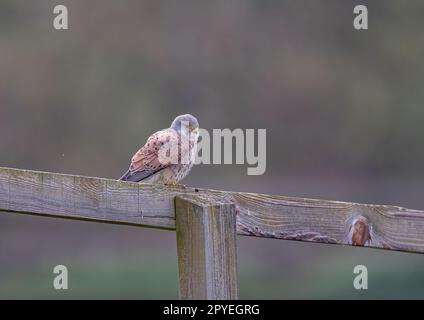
[0,167,182,230]
[1,166,424,254]
[226,192,424,254]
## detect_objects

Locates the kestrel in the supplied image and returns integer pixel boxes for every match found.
[120,114,199,185]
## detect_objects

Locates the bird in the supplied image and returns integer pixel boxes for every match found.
[119,114,199,185]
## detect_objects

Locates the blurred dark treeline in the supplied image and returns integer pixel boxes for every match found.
[1,1,424,179]
[0,0,424,299]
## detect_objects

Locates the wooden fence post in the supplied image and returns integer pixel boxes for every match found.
[175,196,238,300]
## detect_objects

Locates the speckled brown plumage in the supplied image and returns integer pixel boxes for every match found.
[120,114,199,185]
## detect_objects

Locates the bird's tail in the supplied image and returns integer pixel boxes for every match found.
[119,169,158,182]
[119,170,131,181]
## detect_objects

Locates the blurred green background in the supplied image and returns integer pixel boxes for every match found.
[1,0,424,299]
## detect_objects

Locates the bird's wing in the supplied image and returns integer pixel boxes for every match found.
[120,128,179,182]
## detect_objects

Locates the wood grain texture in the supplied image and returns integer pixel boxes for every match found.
[175,196,238,300]
[1,167,424,253]
[224,191,424,253]
[0,166,182,229]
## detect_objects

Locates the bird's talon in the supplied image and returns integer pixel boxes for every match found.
[165,182,177,187]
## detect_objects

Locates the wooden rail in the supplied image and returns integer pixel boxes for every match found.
[1,166,424,299]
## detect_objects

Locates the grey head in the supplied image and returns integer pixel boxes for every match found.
[170,114,199,135]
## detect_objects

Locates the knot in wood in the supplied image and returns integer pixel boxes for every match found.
[349,215,370,246]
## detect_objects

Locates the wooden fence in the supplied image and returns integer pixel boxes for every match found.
[1,166,424,299]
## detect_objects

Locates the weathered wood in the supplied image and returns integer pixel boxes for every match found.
[1,166,424,254]
[175,196,238,299]
[226,191,424,254]
[0,166,180,229]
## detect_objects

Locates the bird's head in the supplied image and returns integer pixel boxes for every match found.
[171,114,199,137]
